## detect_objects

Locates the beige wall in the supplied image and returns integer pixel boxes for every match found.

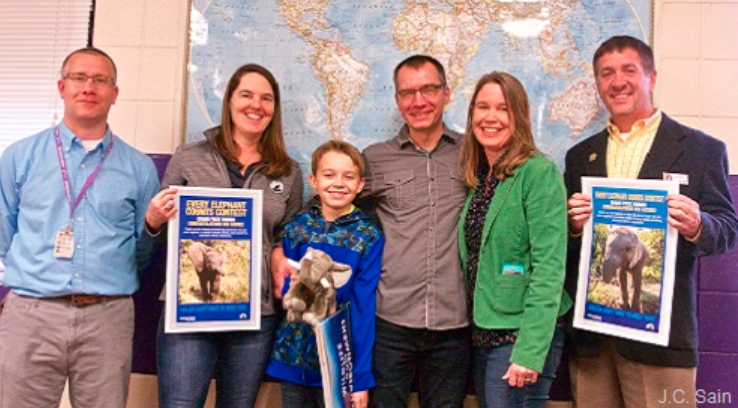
[655,1,738,171]
[84,1,738,406]
[94,0,187,155]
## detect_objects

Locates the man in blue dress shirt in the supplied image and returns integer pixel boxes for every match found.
[0,47,160,408]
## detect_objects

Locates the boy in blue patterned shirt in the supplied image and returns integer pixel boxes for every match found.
[267,140,384,408]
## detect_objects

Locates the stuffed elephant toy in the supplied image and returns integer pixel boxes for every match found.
[283,248,352,325]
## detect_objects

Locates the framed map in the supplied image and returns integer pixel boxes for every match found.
[184,0,653,175]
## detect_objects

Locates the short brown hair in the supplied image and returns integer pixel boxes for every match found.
[393,54,447,90]
[216,64,292,178]
[61,47,118,83]
[311,140,365,177]
[459,72,538,187]
[593,35,654,75]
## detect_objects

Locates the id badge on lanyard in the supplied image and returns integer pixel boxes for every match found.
[52,127,114,259]
[54,222,75,259]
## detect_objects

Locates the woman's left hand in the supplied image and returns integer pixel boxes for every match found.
[351,390,368,408]
[502,363,539,388]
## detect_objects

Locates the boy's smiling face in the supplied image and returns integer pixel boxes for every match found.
[309,150,365,222]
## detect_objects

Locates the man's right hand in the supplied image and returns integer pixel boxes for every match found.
[567,193,592,235]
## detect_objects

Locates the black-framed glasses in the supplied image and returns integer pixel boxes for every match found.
[396,83,445,100]
[64,73,116,87]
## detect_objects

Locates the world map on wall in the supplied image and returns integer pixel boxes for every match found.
[185,0,652,173]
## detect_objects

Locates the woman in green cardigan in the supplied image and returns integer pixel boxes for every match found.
[458,72,571,408]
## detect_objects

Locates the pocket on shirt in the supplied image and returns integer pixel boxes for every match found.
[492,275,529,314]
[97,197,135,226]
[383,170,415,211]
[92,176,137,226]
[446,168,467,204]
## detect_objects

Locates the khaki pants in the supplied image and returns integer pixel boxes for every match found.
[570,340,696,408]
[0,292,134,408]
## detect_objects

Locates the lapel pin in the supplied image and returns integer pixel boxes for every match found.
[589,153,597,162]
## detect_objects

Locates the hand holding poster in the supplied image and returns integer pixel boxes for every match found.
[573,177,679,346]
[165,186,262,333]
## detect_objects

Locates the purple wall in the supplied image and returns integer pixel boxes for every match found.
[696,177,738,406]
[130,154,171,375]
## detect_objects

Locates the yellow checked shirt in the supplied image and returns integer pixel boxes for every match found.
[606,109,662,179]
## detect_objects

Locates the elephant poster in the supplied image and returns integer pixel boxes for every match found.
[164,186,263,333]
[573,177,679,346]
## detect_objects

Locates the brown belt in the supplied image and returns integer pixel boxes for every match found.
[49,294,129,307]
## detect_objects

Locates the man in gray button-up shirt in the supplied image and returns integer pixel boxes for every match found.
[363,55,471,408]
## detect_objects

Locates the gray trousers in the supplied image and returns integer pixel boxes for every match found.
[0,292,134,408]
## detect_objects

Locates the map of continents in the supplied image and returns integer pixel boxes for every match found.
[186,0,651,171]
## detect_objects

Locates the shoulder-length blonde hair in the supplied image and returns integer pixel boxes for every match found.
[214,64,292,178]
[459,72,538,187]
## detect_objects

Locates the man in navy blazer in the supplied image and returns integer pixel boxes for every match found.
[564,35,738,407]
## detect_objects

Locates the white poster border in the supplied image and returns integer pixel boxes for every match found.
[165,186,263,333]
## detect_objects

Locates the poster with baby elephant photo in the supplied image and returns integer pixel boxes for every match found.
[165,186,263,333]
[573,177,678,346]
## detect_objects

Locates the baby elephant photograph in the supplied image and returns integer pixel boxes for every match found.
[186,241,226,302]
[588,225,665,314]
[177,239,252,304]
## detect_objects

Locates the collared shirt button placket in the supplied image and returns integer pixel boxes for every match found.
[425,152,438,328]
[70,144,96,290]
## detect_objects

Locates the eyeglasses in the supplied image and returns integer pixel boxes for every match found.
[63,73,116,86]
[396,83,445,100]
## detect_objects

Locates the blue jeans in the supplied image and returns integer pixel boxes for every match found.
[473,327,565,408]
[370,317,472,408]
[156,311,278,408]
[281,382,325,408]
